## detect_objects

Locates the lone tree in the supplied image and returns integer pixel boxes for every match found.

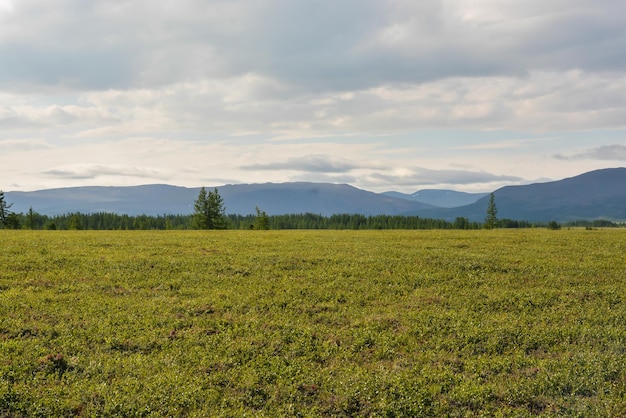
[0,190,13,229]
[193,187,227,229]
[254,206,269,230]
[484,192,498,229]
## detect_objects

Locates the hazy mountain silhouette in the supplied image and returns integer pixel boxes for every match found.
[5,168,626,221]
[7,183,434,217]
[383,190,488,208]
[411,168,626,222]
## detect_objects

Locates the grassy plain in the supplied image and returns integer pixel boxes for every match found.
[0,229,625,417]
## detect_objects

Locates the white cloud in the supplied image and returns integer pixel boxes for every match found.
[240,154,380,173]
[554,144,626,161]
[0,137,51,150]
[42,163,167,180]
[0,0,625,192]
[367,168,523,188]
[459,137,558,150]
[0,69,614,144]
[2,0,625,92]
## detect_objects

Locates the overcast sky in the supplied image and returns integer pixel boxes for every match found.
[1,0,626,193]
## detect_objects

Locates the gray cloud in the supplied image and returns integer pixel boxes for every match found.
[240,154,370,173]
[242,158,525,189]
[554,144,626,161]
[1,0,625,92]
[289,173,358,184]
[0,0,625,138]
[0,138,51,151]
[369,168,523,187]
[42,164,166,180]
[1,0,625,192]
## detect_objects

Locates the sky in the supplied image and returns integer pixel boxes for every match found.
[1,0,626,193]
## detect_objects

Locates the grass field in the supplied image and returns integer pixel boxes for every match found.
[1,229,625,417]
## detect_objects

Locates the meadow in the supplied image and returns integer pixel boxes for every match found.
[0,229,624,417]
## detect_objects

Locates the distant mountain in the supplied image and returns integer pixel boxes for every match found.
[5,168,626,221]
[6,182,435,217]
[217,183,436,216]
[383,189,488,208]
[411,168,626,222]
[7,185,196,216]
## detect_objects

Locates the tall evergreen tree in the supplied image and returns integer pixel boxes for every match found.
[193,187,210,229]
[254,206,269,230]
[484,192,498,229]
[193,187,227,229]
[0,190,13,229]
[26,207,36,230]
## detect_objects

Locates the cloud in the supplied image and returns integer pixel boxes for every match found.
[0,137,51,150]
[242,154,526,190]
[240,154,374,173]
[42,163,167,180]
[1,0,625,193]
[289,173,358,184]
[458,138,557,150]
[1,68,619,145]
[0,98,120,131]
[0,1,625,139]
[368,168,523,188]
[554,144,626,161]
[1,0,626,93]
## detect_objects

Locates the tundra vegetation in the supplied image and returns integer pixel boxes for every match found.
[1,229,625,416]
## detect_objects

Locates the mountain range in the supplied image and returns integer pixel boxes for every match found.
[5,168,626,222]
[412,167,626,222]
[6,183,436,217]
[382,190,488,208]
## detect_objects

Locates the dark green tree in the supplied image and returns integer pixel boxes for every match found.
[68,213,83,230]
[4,213,20,229]
[547,220,561,230]
[193,187,209,229]
[484,192,498,229]
[193,187,227,229]
[254,206,269,230]
[454,217,470,229]
[26,207,36,230]
[0,190,13,229]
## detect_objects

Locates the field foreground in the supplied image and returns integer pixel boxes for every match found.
[1,230,625,416]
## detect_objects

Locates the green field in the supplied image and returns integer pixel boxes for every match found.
[1,230,625,417]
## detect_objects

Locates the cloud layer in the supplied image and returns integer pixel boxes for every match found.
[555,145,626,161]
[1,0,625,192]
[3,0,626,91]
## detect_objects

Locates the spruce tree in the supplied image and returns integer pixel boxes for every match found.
[484,192,498,229]
[254,206,269,230]
[193,187,227,229]
[0,190,13,229]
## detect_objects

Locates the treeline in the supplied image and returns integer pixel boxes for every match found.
[4,210,621,230]
[236,213,480,230]
[10,211,192,230]
[10,211,480,230]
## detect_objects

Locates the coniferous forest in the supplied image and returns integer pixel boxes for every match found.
[4,210,621,230]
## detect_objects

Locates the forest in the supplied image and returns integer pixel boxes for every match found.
[2,210,621,230]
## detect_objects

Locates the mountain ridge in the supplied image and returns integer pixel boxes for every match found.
[6,182,436,217]
[4,168,626,222]
[410,167,626,222]
[383,189,488,208]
